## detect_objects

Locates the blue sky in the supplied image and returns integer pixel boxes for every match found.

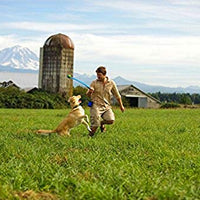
[0,0,200,87]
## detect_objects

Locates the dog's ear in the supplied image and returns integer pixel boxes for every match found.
[67,97,71,103]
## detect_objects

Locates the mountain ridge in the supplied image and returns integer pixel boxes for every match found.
[0,45,199,94]
[73,74,200,94]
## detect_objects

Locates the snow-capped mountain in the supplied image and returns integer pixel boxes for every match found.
[0,46,199,93]
[0,45,39,72]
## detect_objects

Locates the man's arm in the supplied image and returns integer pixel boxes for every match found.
[117,97,125,112]
[111,81,125,112]
[86,81,95,97]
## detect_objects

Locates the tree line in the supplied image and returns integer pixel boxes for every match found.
[0,86,91,109]
[0,86,199,109]
[149,92,200,105]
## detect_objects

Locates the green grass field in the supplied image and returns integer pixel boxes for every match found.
[0,108,199,200]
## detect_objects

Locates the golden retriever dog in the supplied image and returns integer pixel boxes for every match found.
[37,95,91,136]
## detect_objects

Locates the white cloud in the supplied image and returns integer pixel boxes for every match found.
[71,33,200,87]
[72,34,200,66]
[1,22,108,33]
[0,35,17,50]
[0,34,44,56]
[168,0,200,6]
[92,0,200,21]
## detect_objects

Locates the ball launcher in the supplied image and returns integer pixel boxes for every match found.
[67,74,92,90]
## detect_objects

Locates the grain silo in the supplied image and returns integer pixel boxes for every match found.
[38,33,74,97]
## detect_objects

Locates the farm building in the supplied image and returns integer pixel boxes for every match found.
[0,80,20,89]
[117,85,161,108]
[38,33,74,97]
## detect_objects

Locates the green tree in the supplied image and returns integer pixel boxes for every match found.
[73,86,90,106]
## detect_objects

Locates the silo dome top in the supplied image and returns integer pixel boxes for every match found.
[44,33,74,49]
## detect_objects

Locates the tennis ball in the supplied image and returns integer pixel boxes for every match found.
[67,74,72,78]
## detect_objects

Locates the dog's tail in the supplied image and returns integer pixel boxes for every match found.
[36,129,56,135]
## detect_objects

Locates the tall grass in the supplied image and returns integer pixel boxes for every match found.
[0,108,199,199]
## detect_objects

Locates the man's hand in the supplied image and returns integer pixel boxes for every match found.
[89,88,94,93]
[86,88,94,97]
[120,105,125,112]
[117,97,125,112]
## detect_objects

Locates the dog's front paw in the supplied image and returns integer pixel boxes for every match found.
[87,126,92,132]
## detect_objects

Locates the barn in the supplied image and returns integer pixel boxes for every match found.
[117,85,161,108]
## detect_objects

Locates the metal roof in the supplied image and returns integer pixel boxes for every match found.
[44,33,74,49]
[117,85,130,91]
[125,94,146,98]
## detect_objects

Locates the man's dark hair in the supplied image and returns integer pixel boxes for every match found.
[96,66,107,75]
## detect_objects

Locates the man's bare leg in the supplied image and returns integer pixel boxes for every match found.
[100,120,114,132]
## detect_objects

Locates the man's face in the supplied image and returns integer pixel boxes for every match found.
[97,72,106,81]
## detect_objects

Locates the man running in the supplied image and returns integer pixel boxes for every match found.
[86,66,125,137]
